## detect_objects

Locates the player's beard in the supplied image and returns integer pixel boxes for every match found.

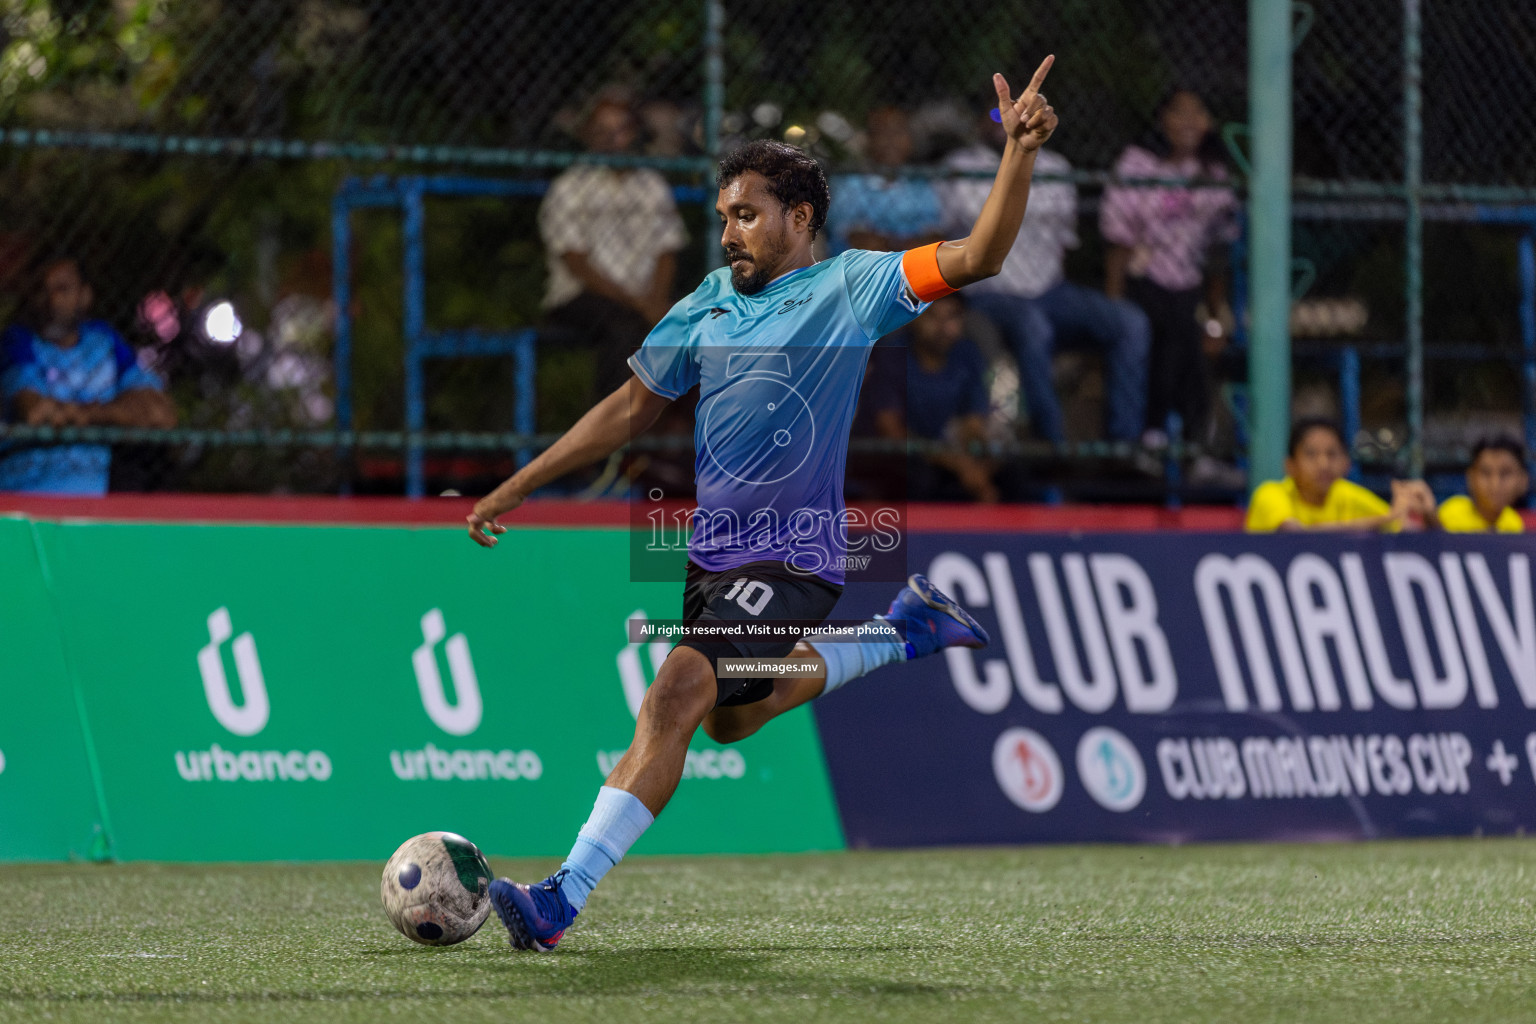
[726,231,788,295]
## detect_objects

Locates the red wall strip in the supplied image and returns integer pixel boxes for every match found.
[2,493,1529,532]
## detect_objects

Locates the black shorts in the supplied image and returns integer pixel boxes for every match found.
[679,559,843,707]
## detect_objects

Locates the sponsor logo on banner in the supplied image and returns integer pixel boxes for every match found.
[1076,727,1146,811]
[992,727,1063,812]
[181,607,330,782]
[393,610,541,780]
[175,745,331,782]
[596,748,745,780]
[197,607,269,736]
[618,608,673,718]
[390,744,542,782]
[412,609,482,736]
[1156,732,1474,800]
[611,610,748,781]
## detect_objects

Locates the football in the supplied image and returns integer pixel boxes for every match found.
[380,831,494,945]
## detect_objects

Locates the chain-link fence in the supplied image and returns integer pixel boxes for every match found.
[0,0,1531,500]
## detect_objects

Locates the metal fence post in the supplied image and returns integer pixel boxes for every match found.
[331,187,355,494]
[702,0,726,271]
[403,179,427,498]
[1520,230,1536,479]
[1247,0,1293,487]
[1404,0,1424,477]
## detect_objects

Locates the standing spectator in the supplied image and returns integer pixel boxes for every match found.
[0,255,176,495]
[1101,88,1238,447]
[940,112,1149,443]
[864,294,1011,503]
[540,95,688,403]
[826,107,944,254]
[1435,435,1528,532]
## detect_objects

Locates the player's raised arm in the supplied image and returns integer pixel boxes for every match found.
[466,375,671,547]
[934,56,1058,290]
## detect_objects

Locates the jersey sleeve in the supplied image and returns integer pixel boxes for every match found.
[110,334,164,394]
[1437,495,1483,532]
[842,246,954,342]
[642,171,688,254]
[538,170,590,256]
[626,297,697,399]
[1244,480,1292,532]
[0,326,42,404]
[1338,480,1391,521]
[1099,147,1150,248]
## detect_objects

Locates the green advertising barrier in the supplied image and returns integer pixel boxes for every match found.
[0,519,107,860]
[31,522,844,861]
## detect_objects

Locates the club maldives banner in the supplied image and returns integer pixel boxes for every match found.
[819,531,1536,847]
[3,515,1534,860]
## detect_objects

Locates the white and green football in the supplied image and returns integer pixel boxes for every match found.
[380,831,493,945]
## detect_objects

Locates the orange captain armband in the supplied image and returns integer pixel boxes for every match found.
[901,241,958,302]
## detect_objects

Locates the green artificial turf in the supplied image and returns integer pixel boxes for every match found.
[1,840,1534,1023]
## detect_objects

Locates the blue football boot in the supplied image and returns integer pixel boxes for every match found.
[882,573,990,659]
[489,871,578,951]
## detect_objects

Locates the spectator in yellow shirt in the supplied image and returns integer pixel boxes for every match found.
[1246,417,1423,532]
[1435,435,1528,533]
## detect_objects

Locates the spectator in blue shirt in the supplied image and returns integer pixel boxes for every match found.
[0,255,176,494]
[864,293,1006,502]
[827,106,944,255]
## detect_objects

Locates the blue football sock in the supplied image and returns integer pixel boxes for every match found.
[558,785,654,911]
[809,616,906,695]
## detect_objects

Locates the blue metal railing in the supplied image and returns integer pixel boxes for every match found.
[331,173,706,496]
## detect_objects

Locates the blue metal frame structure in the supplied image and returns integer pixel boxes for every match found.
[331,174,704,497]
[1229,207,1536,483]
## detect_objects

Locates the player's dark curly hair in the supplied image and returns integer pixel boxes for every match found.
[717,140,830,241]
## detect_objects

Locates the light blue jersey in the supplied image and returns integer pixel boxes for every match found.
[629,248,931,584]
[0,321,164,495]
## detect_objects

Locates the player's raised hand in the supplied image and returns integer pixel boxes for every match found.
[994,55,1057,151]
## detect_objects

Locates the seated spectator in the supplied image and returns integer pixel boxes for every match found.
[940,109,1149,443]
[864,294,1013,503]
[1101,88,1238,448]
[1246,418,1420,532]
[1435,435,1528,533]
[0,255,176,495]
[540,94,687,407]
[826,106,943,254]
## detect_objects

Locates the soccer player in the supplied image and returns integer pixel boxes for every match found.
[1436,435,1528,532]
[465,58,1058,951]
[1246,417,1426,532]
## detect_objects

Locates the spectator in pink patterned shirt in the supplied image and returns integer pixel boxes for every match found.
[1101,89,1238,448]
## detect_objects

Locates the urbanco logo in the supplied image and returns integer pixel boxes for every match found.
[197,607,269,736]
[607,610,745,782]
[617,608,673,719]
[1076,727,1146,811]
[992,727,1063,812]
[412,609,482,736]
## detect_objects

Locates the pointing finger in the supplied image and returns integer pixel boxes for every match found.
[1021,54,1055,100]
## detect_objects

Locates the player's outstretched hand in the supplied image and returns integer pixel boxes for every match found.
[994,55,1057,151]
[466,495,517,548]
